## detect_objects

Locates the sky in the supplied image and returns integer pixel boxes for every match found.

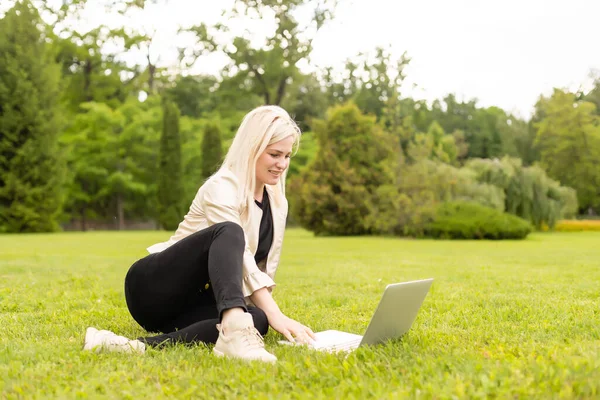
[3,0,600,118]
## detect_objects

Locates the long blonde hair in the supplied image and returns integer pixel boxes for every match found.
[219,105,301,225]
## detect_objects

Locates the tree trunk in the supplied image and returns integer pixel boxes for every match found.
[274,76,288,105]
[84,59,93,101]
[148,64,155,94]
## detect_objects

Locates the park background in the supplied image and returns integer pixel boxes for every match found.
[1,0,599,398]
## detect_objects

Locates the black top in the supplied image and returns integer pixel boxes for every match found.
[254,188,273,264]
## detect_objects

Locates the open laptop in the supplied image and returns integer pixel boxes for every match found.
[281,278,433,352]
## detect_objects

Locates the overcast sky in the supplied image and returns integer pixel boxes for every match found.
[3,0,600,118]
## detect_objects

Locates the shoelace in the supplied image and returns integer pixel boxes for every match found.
[99,331,129,346]
[241,327,265,350]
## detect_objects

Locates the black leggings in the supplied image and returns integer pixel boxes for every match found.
[124,221,269,347]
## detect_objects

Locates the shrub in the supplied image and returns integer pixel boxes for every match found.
[423,202,533,240]
[395,160,505,236]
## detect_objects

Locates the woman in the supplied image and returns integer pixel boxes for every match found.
[84,105,315,363]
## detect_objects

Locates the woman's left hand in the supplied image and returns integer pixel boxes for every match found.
[266,311,315,344]
[280,315,316,344]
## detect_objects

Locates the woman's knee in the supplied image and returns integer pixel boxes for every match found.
[213,221,245,247]
[249,307,269,336]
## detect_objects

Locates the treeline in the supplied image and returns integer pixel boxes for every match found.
[0,0,599,234]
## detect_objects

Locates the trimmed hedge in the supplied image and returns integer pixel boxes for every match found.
[424,202,533,240]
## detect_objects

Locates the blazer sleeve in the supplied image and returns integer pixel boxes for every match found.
[201,174,276,297]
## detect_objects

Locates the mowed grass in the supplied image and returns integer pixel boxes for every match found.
[1,230,599,399]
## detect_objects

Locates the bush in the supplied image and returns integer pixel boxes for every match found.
[423,202,533,240]
[395,160,505,236]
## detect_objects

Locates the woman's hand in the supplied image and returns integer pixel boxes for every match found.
[267,313,316,344]
[249,287,316,343]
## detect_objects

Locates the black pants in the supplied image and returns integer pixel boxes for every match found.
[124,221,269,346]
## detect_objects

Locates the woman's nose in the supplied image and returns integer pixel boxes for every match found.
[276,158,288,169]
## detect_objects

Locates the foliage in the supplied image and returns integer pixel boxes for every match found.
[183,0,337,106]
[395,160,505,236]
[1,0,597,233]
[157,99,184,231]
[201,121,224,180]
[545,219,600,232]
[423,201,533,240]
[60,99,161,229]
[291,103,397,235]
[534,89,600,214]
[465,157,577,229]
[281,73,330,131]
[287,131,318,179]
[350,47,410,120]
[0,0,65,232]
[167,75,219,118]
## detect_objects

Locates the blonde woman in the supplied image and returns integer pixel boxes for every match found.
[84,106,315,363]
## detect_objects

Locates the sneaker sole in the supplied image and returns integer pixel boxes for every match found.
[213,348,225,357]
[212,348,276,363]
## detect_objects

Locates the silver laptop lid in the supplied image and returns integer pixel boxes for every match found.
[360,278,433,346]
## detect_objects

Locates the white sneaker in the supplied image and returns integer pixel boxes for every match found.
[83,327,145,354]
[213,313,276,363]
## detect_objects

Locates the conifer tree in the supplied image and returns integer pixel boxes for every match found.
[157,99,184,230]
[0,0,65,232]
[201,121,223,180]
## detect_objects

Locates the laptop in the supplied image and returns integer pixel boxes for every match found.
[280,278,433,352]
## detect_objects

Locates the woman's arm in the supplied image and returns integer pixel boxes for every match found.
[250,287,316,343]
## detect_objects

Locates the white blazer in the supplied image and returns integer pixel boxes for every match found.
[146,168,288,300]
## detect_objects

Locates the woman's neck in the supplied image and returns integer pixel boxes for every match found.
[254,184,265,202]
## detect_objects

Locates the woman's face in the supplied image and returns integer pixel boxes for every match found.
[255,135,295,187]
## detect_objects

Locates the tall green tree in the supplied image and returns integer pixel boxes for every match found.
[535,89,600,213]
[0,0,65,232]
[291,102,398,235]
[61,99,160,230]
[201,121,223,180]
[157,100,184,230]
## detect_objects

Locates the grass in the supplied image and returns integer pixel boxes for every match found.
[1,229,599,399]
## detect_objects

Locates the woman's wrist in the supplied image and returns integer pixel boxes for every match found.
[250,287,284,318]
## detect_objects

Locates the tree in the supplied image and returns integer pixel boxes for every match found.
[352,47,410,120]
[0,0,65,232]
[535,89,600,214]
[582,72,600,115]
[201,121,223,180]
[290,102,398,235]
[183,0,337,106]
[466,157,578,228]
[61,99,160,229]
[157,100,184,230]
[167,75,219,118]
[281,73,330,131]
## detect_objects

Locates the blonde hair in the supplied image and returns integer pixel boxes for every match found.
[219,105,301,225]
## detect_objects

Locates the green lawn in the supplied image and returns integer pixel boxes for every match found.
[1,230,599,399]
